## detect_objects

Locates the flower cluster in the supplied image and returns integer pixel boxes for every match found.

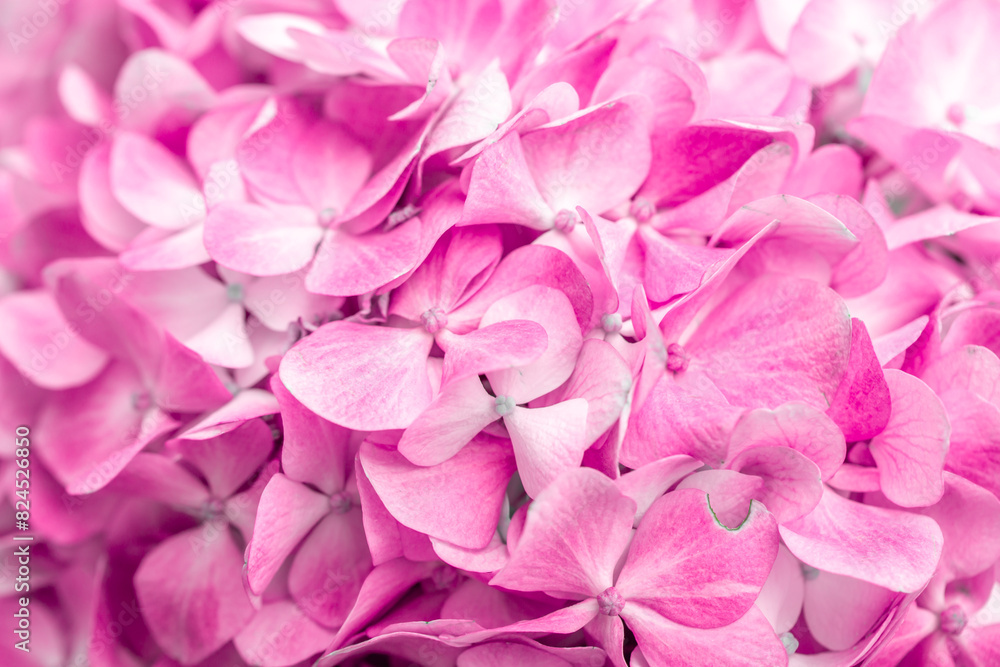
[2,0,1000,665]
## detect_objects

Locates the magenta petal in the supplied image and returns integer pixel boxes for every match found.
[170,420,274,499]
[686,273,852,410]
[289,509,372,628]
[868,370,949,507]
[234,601,336,667]
[134,527,254,664]
[245,474,331,595]
[280,322,434,430]
[616,488,779,629]
[271,375,352,494]
[396,375,497,466]
[328,558,439,650]
[490,467,635,599]
[0,289,109,389]
[729,402,846,481]
[623,603,787,667]
[504,400,589,499]
[361,435,514,549]
[825,318,892,443]
[204,202,323,276]
[438,321,549,385]
[779,486,943,592]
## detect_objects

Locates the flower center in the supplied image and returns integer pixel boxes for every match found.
[329,491,352,514]
[666,343,689,373]
[597,587,625,616]
[420,307,448,334]
[226,282,244,303]
[630,197,655,222]
[318,207,338,227]
[780,632,799,655]
[494,395,516,417]
[131,391,152,412]
[201,497,226,522]
[601,312,623,334]
[387,204,420,228]
[553,208,579,233]
[939,604,968,636]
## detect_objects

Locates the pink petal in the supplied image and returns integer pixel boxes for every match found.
[245,473,330,595]
[396,375,498,466]
[623,603,787,667]
[483,285,583,404]
[614,455,705,526]
[868,370,949,507]
[808,193,889,298]
[204,202,323,276]
[170,419,273,499]
[292,121,372,214]
[234,600,336,667]
[438,320,549,385]
[825,318,892,443]
[0,289,109,389]
[113,48,216,134]
[490,467,635,599]
[783,145,864,200]
[78,145,146,252]
[505,399,589,499]
[271,375,352,495]
[289,509,372,628]
[685,273,852,410]
[134,527,254,665]
[728,402,846,481]
[617,488,779,628]
[106,452,211,509]
[639,228,736,303]
[622,370,744,468]
[305,216,423,296]
[728,446,824,524]
[280,322,434,430]
[110,131,202,229]
[361,434,515,549]
[175,389,280,441]
[120,222,213,271]
[755,544,805,635]
[521,103,651,215]
[913,473,1000,580]
[779,485,943,592]
[676,469,765,530]
[804,570,901,652]
[462,131,552,228]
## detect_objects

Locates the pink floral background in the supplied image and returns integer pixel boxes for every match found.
[1,0,999,665]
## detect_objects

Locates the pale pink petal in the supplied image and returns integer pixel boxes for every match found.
[119,222,212,271]
[134,527,254,664]
[808,193,889,298]
[462,131,552,228]
[280,322,434,430]
[292,121,372,214]
[361,434,515,549]
[729,402,847,480]
[868,370,949,507]
[623,603,787,667]
[505,399,589,499]
[617,488,779,628]
[483,285,583,404]
[755,544,804,635]
[175,389,280,441]
[438,321,549,385]
[803,571,900,651]
[728,447,824,524]
[521,103,651,215]
[676,469,764,530]
[614,455,704,526]
[78,145,146,252]
[110,132,202,229]
[396,375,498,466]
[204,202,323,276]
[779,486,943,592]
[490,467,635,599]
[0,289,108,389]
